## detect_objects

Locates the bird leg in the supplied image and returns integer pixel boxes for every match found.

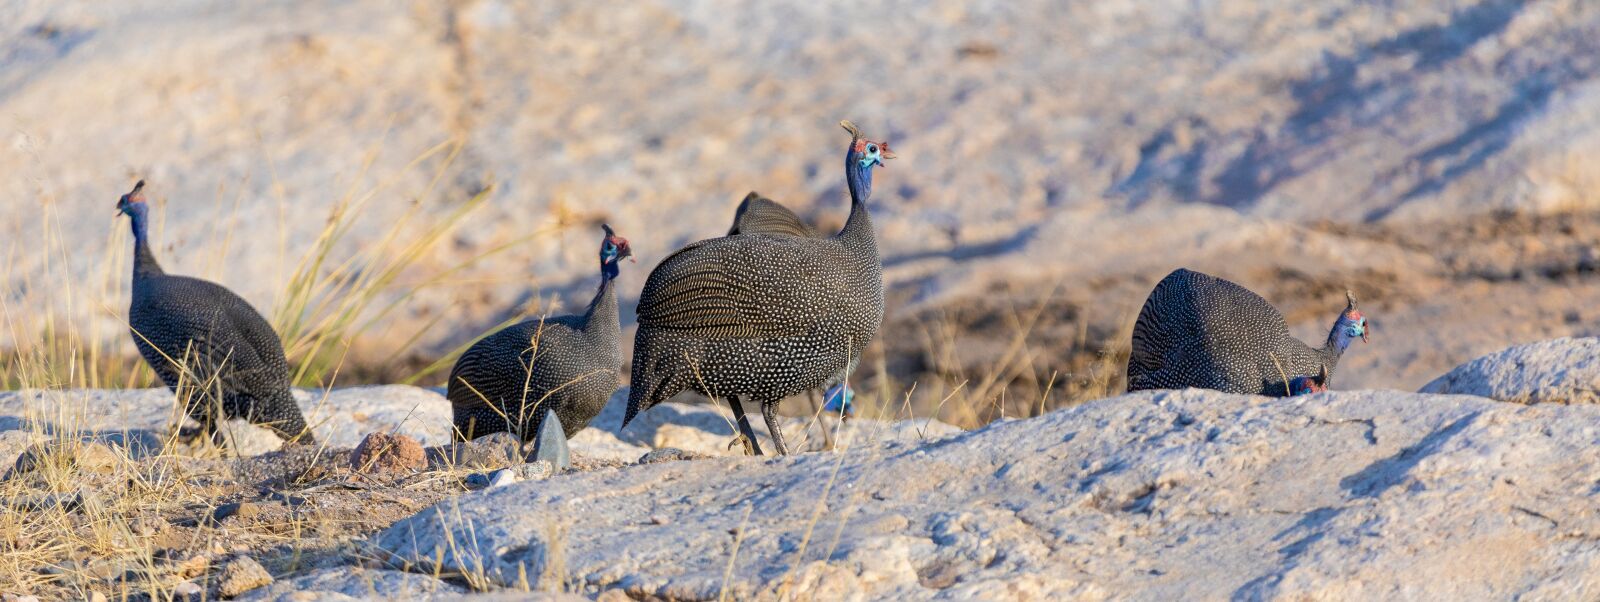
[175,418,224,451]
[173,424,207,445]
[816,391,835,451]
[725,397,765,456]
[762,400,790,456]
[204,419,226,449]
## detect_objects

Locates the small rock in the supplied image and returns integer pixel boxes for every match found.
[513,461,553,481]
[88,593,108,602]
[350,432,427,474]
[212,501,262,524]
[233,566,467,598]
[130,514,164,536]
[487,468,518,489]
[4,493,83,513]
[3,595,41,602]
[649,514,670,525]
[9,441,121,477]
[463,473,492,489]
[531,410,571,469]
[218,556,273,597]
[637,447,703,464]
[83,559,128,581]
[173,553,211,578]
[73,442,123,474]
[265,490,308,506]
[172,582,203,601]
[429,431,523,470]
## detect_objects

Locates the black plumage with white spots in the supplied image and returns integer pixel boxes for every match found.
[727,191,818,238]
[118,181,313,446]
[625,121,893,455]
[446,225,631,442]
[1126,268,1368,396]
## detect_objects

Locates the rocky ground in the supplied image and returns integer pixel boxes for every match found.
[0,337,1596,600]
[4,1,1600,417]
[5,1,1600,597]
[0,382,955,600]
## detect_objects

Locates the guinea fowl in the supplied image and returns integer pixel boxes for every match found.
[118,180,313,447]
[624,121,893,456]
[1126,268,1369,396]
[447,224,632,444]
[726,191,858,425]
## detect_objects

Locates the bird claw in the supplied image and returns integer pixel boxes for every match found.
[727,434,757,456]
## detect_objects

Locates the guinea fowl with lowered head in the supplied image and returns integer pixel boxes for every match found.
[1126,268,1369,396]
[447,224,632,447]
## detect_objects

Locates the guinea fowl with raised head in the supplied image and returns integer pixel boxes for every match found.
[447,224,632,445]
[1126,268,1369,396]
[118,180,314,448]
[726,191,858,426]
[624,121,893,456]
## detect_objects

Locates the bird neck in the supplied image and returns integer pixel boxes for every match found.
[838,149,878,246]
[1317,318,1354,369]
[582,273,619,333]
[129,209,164,278]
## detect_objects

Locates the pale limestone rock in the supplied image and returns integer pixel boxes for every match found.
[1420,337,1600,404]
[376,388,1600,599]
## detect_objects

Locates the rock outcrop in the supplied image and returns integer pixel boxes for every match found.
[377,388,1600,599]
[1420,337,1600,404]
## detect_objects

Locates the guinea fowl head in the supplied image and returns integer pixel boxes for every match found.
[599,224,633,280]
[1332,290,1368,350]
[841,120,895,203]
[115,180,149,219]
[1289,365,1330,396]
[822,383,856,419]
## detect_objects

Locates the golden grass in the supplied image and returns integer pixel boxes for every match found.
[0,398,210,597]
[851,284,1129,430]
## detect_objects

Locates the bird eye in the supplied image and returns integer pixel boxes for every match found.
[867,144,877,154]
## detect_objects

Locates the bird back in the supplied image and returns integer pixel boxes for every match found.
[1128,269,1305,393]
[131,274,290,390]
[728,192,818,238]
[635,233,870,340]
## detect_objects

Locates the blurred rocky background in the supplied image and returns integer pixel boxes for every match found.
[3,0,1600,423]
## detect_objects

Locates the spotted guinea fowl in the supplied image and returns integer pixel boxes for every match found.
[447,224,632,443]
[726,191,858,426]
[625,121,894,456]
[1126,268,1368,396]
[118,180,313,447]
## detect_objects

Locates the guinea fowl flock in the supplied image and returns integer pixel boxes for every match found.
[116,120,1369,456]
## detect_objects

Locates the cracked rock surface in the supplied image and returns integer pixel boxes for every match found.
[377,388,1600,600]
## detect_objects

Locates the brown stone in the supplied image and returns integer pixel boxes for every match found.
[350,432,426,474]
[218,556,274,597]
[9,441,121,478]
[212,501,262,524]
